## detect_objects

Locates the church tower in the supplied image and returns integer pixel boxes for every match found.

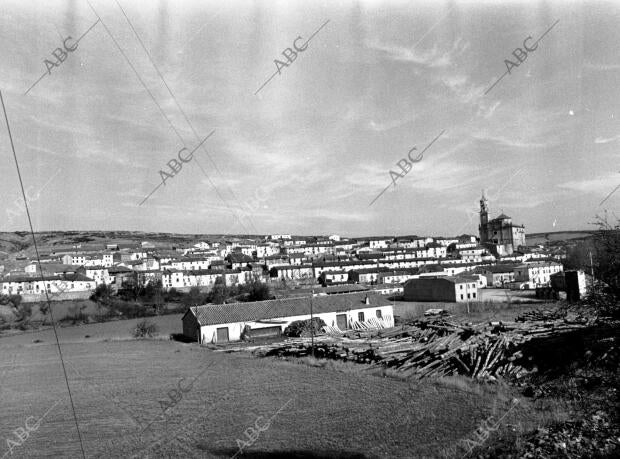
[479,190,489,243]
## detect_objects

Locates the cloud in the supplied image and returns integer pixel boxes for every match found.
[585,62,620,71]
[471,133,546,149]
[594,134,620,144]
[558,173,620,194]
[438,73,486,106]
[367,116,415,132]
[366,37,469,69]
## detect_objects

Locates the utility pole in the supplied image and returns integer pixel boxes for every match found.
[310,289,314,357]
[589,250,595,294]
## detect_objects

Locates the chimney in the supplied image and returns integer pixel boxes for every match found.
[364,295,369,305]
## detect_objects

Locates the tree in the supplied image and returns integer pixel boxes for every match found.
[90,283,113,305]
[142,280,163,300]
[182,286,207,307]
[207,276,229,304]
[591,215,620,295]
[580,215,620,318]
[246,280,272,302]
[564,239,595,271]
[16,302,32,323]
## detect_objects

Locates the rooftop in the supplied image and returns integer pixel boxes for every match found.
[186,292,391,326]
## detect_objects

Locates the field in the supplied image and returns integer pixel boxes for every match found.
[390,288,548,323]
[0,317,556,458]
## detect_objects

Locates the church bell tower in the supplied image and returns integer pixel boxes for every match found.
[479,190,489,243]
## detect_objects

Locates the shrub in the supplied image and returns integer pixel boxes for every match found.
[182,286,208,307]
[284,318,326,337]
[245,280,272,302]
[90,284,113,304]
[16,303,32,322]
[133,320,158,338]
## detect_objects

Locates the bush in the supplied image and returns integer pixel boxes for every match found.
[108,299,155,319]
[90,284,113,304]
[284,317,326,337]
[66,304,88,323]
[0,293,22,308]
[182,286,208,307]
[133,320,158,338]
[245,280,272,302]
[16,303,32,322]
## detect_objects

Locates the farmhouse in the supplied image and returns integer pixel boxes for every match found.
[182,292,394,343]
[403,276,478,303]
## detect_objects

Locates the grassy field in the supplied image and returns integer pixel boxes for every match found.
[0,318,567,458]
[389,288,550,323]
[0,313,183,343]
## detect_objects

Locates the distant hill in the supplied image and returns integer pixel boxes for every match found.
[0,230,264,259]
[526,230,594,246]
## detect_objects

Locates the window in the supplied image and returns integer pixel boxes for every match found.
[472,292,476,299]
[460,285,463,290]
[467,293,470,299]
[358,312,365,322]
[460,294,464,300]
[376,309,382,318]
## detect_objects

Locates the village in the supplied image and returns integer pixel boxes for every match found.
[0,194,581,345]
[1,2,618,456]
[0,196,616,458]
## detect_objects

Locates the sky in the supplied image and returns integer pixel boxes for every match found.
[0,0,618,238]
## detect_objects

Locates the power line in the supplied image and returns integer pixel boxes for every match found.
[88,1,254,234]
[0,90,86,459]
[113,0,259,234]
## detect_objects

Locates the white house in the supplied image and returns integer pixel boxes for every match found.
[1,273,95,296]
[269,234,292,240]
[61,254,87,266]
[514,261,563,286]
[182,292,394,343]
[84,266,112,286]
[368,238,392,249]
[377,269,419,285]
[269,264,314,280]
[255,244,280,258]
[161,269,251,291]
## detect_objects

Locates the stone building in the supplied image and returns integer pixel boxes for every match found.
[478,192,526,256]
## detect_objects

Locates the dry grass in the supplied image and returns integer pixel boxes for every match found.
[0,324,559,459]
[0,311,582,458]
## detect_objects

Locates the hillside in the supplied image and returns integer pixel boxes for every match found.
[525,230,594,246]
[0,230,264,259]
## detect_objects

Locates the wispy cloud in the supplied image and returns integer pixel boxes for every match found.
[585,62,620,71]
[366,37,469,68]
[558,173,620,194]
[471,133,546,149]
[594,134,620,144]
[367,116,414,132]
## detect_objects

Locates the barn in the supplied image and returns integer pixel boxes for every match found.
[182,292,394,344]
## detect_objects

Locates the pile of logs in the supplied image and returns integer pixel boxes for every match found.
[515,308,566,322]
[223,314,592,380]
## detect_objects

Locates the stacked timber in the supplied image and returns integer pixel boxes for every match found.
[515,308,566,322]
[221,314,591,380]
